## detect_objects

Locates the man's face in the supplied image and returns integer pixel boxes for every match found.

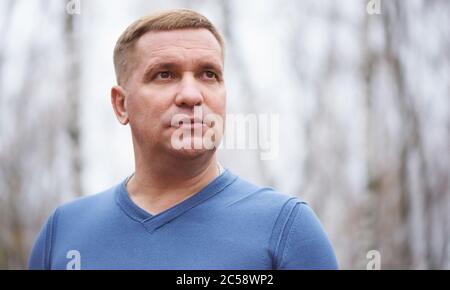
[122,28,226,159]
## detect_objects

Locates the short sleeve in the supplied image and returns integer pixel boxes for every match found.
[274,200,338,270]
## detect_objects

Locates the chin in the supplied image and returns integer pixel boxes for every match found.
[169,147,215,160]
[168,137,217,159]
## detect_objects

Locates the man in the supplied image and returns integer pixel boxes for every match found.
[28,9,338,270]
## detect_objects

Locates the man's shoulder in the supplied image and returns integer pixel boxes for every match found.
[227,174,305,216]
[54,181,121,221]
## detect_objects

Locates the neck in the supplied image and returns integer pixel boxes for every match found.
[126,147,220,215]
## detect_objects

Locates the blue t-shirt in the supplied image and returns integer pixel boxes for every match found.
[28,169,338,270]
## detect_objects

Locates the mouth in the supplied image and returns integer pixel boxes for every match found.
[172,117,207,129]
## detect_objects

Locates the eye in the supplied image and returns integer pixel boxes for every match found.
[156,71,173,80]
[203,71,217,79]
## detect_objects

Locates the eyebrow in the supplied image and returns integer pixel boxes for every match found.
[142,60,223,82]
[199,63,223,74]
[142,62,177,81]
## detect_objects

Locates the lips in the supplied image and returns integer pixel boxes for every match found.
[173,117,206,128]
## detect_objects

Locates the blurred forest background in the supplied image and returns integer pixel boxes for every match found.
[0,0,449,269]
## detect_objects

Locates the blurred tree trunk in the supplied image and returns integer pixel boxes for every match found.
[362,1,382,269]
[0,0,64,269]
[65,11,83,197]
[218,0,277,187]
[378,0,450,269]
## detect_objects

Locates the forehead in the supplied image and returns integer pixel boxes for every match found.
[134,28,223,67]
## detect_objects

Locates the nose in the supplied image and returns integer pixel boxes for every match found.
[174,74,204,108]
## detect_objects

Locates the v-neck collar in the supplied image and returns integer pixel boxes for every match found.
[115,169,237,233]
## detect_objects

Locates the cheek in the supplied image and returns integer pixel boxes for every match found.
[127,91,167,129]
[208,88,226,115]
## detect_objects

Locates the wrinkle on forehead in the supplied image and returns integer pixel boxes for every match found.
[147,45,220,55]
[135,28,223,62]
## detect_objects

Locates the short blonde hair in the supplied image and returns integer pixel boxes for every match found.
[113,8,225,85]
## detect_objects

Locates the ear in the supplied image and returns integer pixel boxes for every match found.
[111,85,129,125]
